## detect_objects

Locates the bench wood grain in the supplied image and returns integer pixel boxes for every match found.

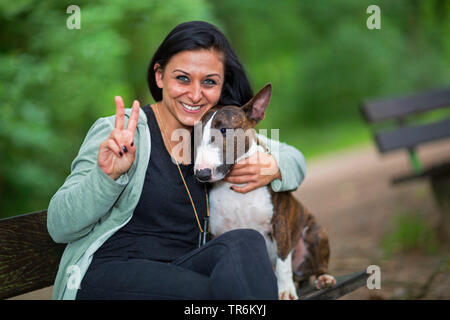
[0,210,66,299]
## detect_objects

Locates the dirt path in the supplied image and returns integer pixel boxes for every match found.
[295,139,450,299]
[11,139,450,300]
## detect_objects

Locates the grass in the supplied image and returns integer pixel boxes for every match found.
[381,210,440,258]
[280,120,372,160]
[278,107,450,161]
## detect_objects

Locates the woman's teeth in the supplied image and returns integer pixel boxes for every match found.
[181,102,201,111]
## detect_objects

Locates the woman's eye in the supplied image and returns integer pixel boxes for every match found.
[176,75,189,82]
[203,79,217,85]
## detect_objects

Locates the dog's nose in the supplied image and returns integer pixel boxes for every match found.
[196,168,212,181]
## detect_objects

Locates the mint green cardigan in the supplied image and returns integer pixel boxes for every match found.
[47,107,307,300]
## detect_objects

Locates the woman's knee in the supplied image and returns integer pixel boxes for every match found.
[217,229,266,248]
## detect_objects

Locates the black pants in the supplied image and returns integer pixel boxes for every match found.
[76,229,278,300]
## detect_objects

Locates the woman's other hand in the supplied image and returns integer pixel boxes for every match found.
[98,96,140,180]
[224,152,281,194]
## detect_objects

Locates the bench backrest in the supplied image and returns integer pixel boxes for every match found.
[0,210,66,299]
[360,88,450,172]
[361,88,450,124]
[361,88,450,153]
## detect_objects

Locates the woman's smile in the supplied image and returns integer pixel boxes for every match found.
[179,101,204,113]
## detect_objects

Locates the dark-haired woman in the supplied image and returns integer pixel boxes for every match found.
[47,21,306,300]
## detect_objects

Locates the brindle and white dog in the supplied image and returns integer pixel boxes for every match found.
[193,84,335,300]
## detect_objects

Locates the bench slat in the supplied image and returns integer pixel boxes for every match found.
[0,210,66,300]
[375,118,450,153]
[361,88,450,123]
[299,270,369,300]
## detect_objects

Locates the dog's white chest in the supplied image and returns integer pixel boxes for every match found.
[209,182,274,237]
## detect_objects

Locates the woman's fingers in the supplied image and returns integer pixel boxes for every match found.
[110,128,123,144]
[231,159,258,171]
[227,165,258,176]
[113,97,139,148]
[230,182,257,194]
[106,138,122,157]
[99,98,139,181]
[224,174,256,184]
[232,161,250,169]
[115,96,125,130]
[110,128,135,156]
[126,100,140,134]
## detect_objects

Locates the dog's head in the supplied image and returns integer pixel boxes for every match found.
[194,83,272,183]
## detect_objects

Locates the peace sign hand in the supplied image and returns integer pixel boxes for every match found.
[98,96,140,181]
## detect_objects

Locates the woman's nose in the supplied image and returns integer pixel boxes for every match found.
[188,83,203,104]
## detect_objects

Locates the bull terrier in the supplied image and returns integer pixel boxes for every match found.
[193,83,335,300]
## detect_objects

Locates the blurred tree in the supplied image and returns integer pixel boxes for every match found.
[0,0,217,217]
[211,0,450,151]
[0,0,449,218]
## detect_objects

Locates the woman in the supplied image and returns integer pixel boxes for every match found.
[47,21,306,300]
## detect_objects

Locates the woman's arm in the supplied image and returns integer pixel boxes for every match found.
[262,134,306,192]
[47,117,129,243]
[225,133,306,193]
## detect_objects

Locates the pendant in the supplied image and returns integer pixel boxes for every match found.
[198,216,210,247]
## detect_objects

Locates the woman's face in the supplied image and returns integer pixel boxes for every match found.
[155,49,225,128]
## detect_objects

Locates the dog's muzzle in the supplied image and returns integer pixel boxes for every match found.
[195,168,212,182]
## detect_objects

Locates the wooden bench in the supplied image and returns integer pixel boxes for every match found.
[360,88,450,241]
[0,210,368,300]
[0,210,66,299]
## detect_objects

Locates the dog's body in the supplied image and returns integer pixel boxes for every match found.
[194,84,335,299]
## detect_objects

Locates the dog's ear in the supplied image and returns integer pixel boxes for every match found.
[242,83,272,124]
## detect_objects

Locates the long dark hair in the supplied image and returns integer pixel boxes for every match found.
[147,21,253,107]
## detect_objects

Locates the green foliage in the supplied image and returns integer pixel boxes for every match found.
[381,211,439,258]
[0,0,218,217]
[1,0,449,217]
[212,0,450,148]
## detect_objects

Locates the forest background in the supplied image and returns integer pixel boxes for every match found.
[1,0,449,218]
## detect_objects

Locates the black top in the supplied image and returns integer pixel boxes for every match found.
[91,105,208,263]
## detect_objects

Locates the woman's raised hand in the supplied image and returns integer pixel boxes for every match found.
[98,96,140,180]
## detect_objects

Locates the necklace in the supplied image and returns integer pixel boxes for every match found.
[153,104,210,247]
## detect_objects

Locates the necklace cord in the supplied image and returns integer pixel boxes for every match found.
[153,105,209,233]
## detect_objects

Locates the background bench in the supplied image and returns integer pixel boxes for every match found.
[0,210,368,300]
[360,88,450,241]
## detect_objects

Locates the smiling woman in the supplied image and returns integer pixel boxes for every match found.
[46,21,307,300]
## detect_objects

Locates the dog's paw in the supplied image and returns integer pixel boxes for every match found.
[278,282,299,300]
[314,274,336,290]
